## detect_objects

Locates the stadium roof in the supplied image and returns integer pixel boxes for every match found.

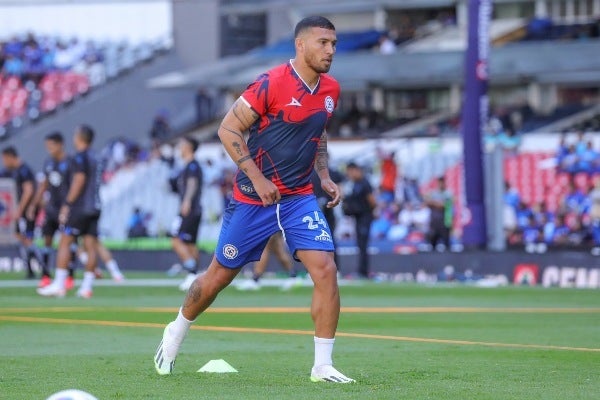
[147,39,600,91]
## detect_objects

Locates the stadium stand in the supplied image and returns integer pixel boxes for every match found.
[0,33,169,137]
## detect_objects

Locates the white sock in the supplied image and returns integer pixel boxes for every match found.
[54,268,68,289]
[105,259,121,276]
[170,308,194,342]
[313,336,335,368]
[80,271,95,292]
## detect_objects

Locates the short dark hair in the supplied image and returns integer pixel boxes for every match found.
[1,146,18,157]
[76,124,95,145]
[346,161,360,169]
[183,137,199,153]
[45,131,64,144]
[294,16,335,38]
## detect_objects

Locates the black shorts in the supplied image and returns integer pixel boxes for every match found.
[171,213,201,244]
[42,212,61,237]
[64,212,100,238]
[16,217,35,238]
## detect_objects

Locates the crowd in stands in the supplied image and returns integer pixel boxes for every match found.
[503,133,600,253]
[556,131,600,174]
[0,32,162,136]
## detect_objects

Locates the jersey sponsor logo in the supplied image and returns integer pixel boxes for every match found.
[314,229,332,242]
[223,244,239,260]
[286,97,302,107]
[324,96,335,113]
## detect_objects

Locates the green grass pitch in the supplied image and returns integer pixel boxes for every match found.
[0,276,598,399]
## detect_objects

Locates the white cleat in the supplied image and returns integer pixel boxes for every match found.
[178,273,198,292]
[76,289,93,299]
[310,365,355,383]
[111,272,125,283]
[154,323,178,375]
[236,279,260,291]
[36,283,66,298]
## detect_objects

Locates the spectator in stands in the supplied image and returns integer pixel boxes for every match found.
[4,36,23,57]
[504,181,521,209]
[23,42,44,83]
[515,201,533,230]
[424,177,453,251]
[3,54,24,76]
[522,214,543,252]
[377,149,397,203]
[563,181,586,214]
[127,207,150,238]
[149,109,171,146]
[556,134,569,166]
[395,176,422,206]
[559,144,579,173]
[195,88,213,124]
[578,140,599,174]
[377,33,396,54]
[343,162,376,278]
[589,178,600,253]
[550,214,570,245]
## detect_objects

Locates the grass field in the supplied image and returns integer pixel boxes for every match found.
[0,275,598,399]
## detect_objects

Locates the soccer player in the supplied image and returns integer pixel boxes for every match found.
[170,137,203,291]
[236,232,301,291]
[154,16,354,383]
[29,132,77,289]
[1,146,40,279]
[37,125,102,298]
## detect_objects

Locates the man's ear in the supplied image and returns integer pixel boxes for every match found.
[295,37,304,53]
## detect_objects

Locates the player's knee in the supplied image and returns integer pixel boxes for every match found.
[309,257,337,285]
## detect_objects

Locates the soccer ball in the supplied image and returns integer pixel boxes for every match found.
[46,389,98,400]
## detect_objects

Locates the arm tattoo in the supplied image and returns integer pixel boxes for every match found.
[232,99,259,129]
[219,124,244,141]
[232,141,244,157]
[236,155,252,166]
[315,132,328,172]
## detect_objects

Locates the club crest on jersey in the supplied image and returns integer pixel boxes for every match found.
[324,96,335,113]
[223,244,239,259]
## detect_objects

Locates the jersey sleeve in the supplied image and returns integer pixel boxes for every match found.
[72,153,88,175]
[20,166,35,183]
[240,73,272,116]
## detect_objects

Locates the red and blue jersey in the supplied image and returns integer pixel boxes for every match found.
[235,61,340,205]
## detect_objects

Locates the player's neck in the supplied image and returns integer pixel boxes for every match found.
[291,59,319,90]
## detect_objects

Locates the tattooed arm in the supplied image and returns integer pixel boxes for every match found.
[217,98,281,206]
[314,130,341,208]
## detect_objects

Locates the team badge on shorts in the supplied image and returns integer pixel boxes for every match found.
[324,96,335,113]
[223,244,239,260]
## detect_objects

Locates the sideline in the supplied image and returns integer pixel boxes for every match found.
[1,306,599,314]
[1,315,598,353]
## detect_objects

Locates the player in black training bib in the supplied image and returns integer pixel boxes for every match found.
[1,146,41,279]
[170,137,203,291]
[37,125,102,298]
[29,132,78,289]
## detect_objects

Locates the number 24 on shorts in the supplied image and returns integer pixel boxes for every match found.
[303,211,327,230]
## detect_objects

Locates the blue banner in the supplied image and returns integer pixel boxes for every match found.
[461,0,491,247]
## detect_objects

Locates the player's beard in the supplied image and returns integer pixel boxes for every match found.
[307,53,331,74]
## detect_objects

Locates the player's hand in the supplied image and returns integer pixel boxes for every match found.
[59,205,70,225]
[253,176,281,207]
[321,178,341,208]
[180,201,191,217]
